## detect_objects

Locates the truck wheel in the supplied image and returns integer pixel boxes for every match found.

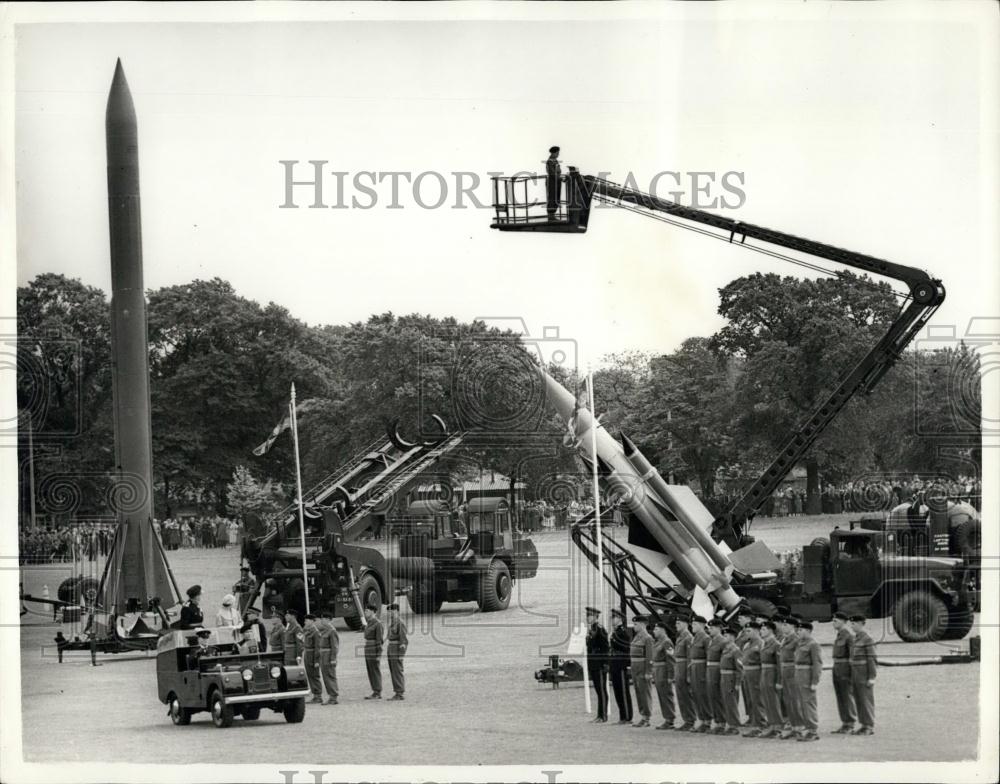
[409,582,443,614]
[478,560,512,612]
[210,692,234,728]
[77,577,99,606]
[283,698,306,723]
[892,590,948,642]
[346,573,383,630]
[941,608,975,640]
[57,577,80,604]
[168,694,191,726]
[241,706,261,721]
[746,598,777,618]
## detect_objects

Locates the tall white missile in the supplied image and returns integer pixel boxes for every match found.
[539,367,740,611]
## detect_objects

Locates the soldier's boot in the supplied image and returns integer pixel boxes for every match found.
[711,724,727,735]
[758,728,780,739]
[743,728,762,738]
[852,726,874,736]
[678,723,695,732]
[830,724,854,734]
[724,726,741,736]
[797,731,820,742]
[693,722,711,733]
[309,696,323,704]
[655,721,674,730]
[778,728,798,740]
[633,718,650,728]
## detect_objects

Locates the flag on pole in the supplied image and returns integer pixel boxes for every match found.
[253,398,317,456]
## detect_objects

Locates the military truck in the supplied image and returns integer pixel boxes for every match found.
[732,517,979,642]
[388,497,539,613]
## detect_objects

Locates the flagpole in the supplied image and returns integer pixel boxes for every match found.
[587,372,605,619]
[289,383,310,615]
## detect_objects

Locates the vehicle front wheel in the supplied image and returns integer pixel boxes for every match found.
[283,698,306,723]
[892,590,948,642]
[478,560,512,612]
[210,692,234,728]
[168,694,191,726]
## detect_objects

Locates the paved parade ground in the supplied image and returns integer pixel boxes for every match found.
[17,514,983,765]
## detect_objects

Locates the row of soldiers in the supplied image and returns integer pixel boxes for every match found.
[266,603,409,704]
[586,606,877,741]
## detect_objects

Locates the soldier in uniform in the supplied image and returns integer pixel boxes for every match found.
[545,146,561,219]
[282,609,304,667]
[849,614,877,735]
[268,608,285,658]
[386,603,409,701]
[302,613,323,704]
[650,622,676,730]
[608,609,633,724]
[585,606,610,722]
[778,616,803,739]
[794,620,823,741]
[757,620,784,738]
[719,625,744,735]
[363,604,385,699]
[740,621,766,736]
[317,608,340,705]
[673,615,696,730]
[830,611,858,734]
[239,606,267,653]
[629,614,654,727]
[688,614,711,732]
[179,585,204,629]
[705,618,727,733]
[734,606,753,725]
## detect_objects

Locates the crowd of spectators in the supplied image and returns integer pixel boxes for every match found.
[18,515,244,564]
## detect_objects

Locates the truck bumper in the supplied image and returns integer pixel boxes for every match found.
[224,688,311,704]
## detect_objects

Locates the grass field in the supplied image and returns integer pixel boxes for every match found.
[17,513,983,764]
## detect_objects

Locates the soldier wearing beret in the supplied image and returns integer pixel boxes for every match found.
[687,614,711,732]
[317,608,340,705]
[849,614,877,735]
[302,613,323,703]
[794,620,823,741]
[387,603,409,701]
[363,604,385,699]
[740,621,766,736]
[608,609,634,724]
[629,614,654,727]
[719,625,744,735]
[651,622,676,729]
[179,585,204,629]
[830,611,858,733]
[734,606,754,725]
[673,616,696,730]
[757,620,784,738]
[778,616,803,739]
[283,608,305,667]
[585,607,610,722]
[705,619,727,733]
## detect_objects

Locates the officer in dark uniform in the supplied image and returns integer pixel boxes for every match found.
[585,606,610,722]
[187,627,218,667]
[830,611,857,733]
[239,606,267,653]
[232,567,257,613]
[545,146,561,219]
[179,585,203,629]
[608,608,633,724]
[849,614,877,735]
[268,607,285,658]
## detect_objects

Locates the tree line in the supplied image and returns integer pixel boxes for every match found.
[15,271,980,524]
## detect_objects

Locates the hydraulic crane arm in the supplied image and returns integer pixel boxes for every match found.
[491,166,945,551]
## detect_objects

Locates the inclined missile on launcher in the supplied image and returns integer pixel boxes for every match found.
[537,368,741,614]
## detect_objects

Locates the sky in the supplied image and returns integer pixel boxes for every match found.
[11,5,1000,370]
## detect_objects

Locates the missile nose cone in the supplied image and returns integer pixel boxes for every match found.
[620,432,638,456]
[106,58,136,128]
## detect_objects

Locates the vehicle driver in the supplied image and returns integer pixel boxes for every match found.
[187,627,218,667]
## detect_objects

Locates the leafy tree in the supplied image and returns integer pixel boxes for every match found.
[710,271,901,510]
[226,465,285,522]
